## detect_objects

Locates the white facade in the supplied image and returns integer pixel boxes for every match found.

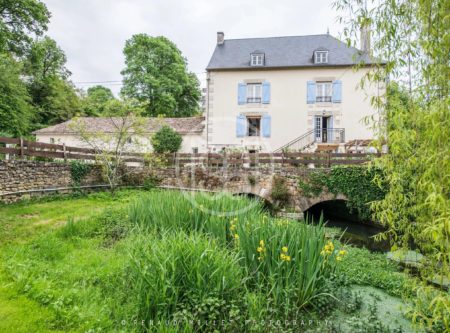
[206,67,382,153]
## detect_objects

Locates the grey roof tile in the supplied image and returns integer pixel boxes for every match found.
[206,34,376,70]
[33,117,205,135]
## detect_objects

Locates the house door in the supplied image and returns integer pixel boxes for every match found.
[315,116,333,143]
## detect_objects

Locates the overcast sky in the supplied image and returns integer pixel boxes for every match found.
[42,0,344,95]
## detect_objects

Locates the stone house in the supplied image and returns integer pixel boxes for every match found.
[205,32,383,153]
[33,116,206,153]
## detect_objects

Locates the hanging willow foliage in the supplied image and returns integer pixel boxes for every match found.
[333,0,449,330]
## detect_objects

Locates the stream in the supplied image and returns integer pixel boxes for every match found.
[305,199,390,252]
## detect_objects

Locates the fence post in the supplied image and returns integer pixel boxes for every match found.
[63,143,67,162]
[19,137,24,159]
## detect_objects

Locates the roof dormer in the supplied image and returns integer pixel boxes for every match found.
[250,52,265,66]
[313,49,329,64]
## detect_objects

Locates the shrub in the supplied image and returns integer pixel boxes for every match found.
[144,173,162,189]
[407,285,449,331]
[247,174,257,186]
[151,125,182,153]
[270,175,290,206]
[297,166,386,220]
[70,161,91,189]
[96,207,131,245]
[335,246,408,297]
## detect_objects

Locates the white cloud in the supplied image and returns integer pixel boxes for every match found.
[42,0,343,95]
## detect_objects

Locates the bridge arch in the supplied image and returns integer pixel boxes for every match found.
[297,193,347,213]
[233,192,274,210]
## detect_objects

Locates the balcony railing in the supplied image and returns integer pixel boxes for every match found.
[246,97,261,103]
[315,128,345,144]
[316,96,332,103]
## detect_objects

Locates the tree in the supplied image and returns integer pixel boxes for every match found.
[23,36,70,80]
[82,85,115,116]
[0,0,50,55]
[120,34,200,117]
[70,99,146,193]
[34,78,82,126]
[334,0,449,329]
[0,53,32,136]
[151,125,182,153]
[23,37,81,128]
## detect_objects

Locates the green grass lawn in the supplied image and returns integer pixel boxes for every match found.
[0,190,420,332]
[0,190,143,333]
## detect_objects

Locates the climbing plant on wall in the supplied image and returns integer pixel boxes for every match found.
[70,160,91,189]
[298,165,386,220]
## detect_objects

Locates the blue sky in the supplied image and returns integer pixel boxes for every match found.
[43,0,344,95]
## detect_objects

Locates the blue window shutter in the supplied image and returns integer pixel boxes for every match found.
[238,83,247,105]
[307,81,316,104]
[332,80,342,103]
[262,114,271,137]
[262,81,271,104]
[236,114,247,137]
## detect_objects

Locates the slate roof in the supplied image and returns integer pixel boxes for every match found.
[206,34,376,70]
[33,117,205,135]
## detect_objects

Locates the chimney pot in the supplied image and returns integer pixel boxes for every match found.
[217,32,224,45]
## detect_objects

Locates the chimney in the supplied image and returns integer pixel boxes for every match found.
[360,25,371,54]
[217,31,224,45]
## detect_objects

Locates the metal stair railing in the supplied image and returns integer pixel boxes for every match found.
[273,128,346,153]
[273,129,316,153]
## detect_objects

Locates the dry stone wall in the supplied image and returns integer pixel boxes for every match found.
[0,160,103,203]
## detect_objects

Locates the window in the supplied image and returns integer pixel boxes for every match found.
[316,81,332,102]
[314,51,328,64]
[251,53,264,66]
[50,138,55,144]
[192,147,199,154]
[247,83,262,103]
[247,117,261,137]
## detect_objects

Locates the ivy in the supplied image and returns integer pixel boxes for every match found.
[70,161,91,189]
[298,166,387,220]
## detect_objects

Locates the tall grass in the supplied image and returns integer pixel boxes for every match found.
[236,218,334,312]
[128,190,265,243]
[128,191,342,319]
[126,232,244,331]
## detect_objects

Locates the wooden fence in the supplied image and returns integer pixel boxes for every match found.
[0,137,379,167]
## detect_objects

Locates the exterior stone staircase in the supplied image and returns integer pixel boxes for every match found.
[274,128,345,153]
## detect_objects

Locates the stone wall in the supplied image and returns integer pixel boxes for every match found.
[0,160,103,203]
[0,160,344,212]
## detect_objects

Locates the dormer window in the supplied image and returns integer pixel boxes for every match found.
[251,53,264,66]
[314,51,328,64]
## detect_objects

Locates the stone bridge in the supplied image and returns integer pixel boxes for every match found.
[136,165,347,214]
